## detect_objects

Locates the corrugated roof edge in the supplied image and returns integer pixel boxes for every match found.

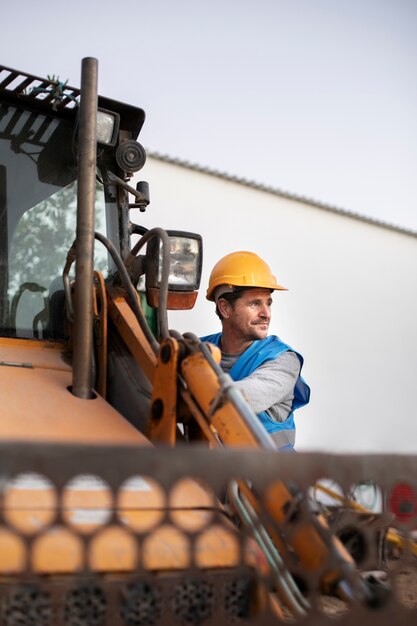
[146,150,417,240]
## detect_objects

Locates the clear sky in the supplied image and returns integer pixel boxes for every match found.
[2,0,417,229]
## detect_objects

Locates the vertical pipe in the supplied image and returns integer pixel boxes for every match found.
[0,166,9,331]
[72,57,98,398]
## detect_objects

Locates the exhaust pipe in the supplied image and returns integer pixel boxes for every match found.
[72,57,98,399]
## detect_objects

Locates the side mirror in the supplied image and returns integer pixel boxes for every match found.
[146,231,202,310]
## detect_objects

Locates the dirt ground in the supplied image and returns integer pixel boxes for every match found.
[319,565,417,616]
[389,565,417,609]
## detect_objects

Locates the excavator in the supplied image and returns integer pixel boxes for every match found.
[0,57,415,625]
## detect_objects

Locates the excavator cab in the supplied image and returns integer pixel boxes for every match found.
[0,80,201,343]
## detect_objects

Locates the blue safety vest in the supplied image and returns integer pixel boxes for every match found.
[200,333,310,449]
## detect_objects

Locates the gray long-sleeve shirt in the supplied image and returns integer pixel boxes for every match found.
[220,350,301,423]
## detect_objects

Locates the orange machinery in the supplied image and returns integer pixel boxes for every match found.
[0,58,392,624]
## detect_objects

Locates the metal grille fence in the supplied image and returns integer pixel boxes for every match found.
[0,443,415,625]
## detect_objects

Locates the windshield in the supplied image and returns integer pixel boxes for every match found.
[0,103,107,339]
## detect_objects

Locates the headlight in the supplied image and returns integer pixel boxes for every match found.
[146,231,203,310]
[158,234,202,291]
[96,108,120,147]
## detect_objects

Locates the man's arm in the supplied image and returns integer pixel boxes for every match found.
[234,351,300,422]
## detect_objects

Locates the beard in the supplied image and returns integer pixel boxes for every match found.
[244,323,269,341]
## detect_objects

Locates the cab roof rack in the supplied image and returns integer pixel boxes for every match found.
[0,64,145,139]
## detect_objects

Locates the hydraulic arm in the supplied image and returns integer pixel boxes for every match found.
[105,302,382,614]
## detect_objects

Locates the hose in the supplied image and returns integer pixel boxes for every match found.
[129,227,171,341]
[228,480,310,618]
[94,232,160,353]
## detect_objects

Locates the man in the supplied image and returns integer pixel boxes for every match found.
[201,251,310,450]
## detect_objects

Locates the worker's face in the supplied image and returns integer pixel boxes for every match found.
[221,288,273,341]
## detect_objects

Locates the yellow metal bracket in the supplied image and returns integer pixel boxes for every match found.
[147,337,180,445]
[105,284,157,383]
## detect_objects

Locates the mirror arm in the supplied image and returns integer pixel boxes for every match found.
[107,171,149,208]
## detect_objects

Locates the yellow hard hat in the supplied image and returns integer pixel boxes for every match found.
[206,251,287,301]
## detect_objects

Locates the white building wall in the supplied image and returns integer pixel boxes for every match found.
[134,157,417,454]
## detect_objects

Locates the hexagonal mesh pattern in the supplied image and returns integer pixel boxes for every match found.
[120,581,162,626]
[224,577,252,621]
[64,585,107,626]
[173,579,214,625]
[1,586,52,626]
[0,444,416,625]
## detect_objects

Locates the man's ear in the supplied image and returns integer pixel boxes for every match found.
[217,298,231,319]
